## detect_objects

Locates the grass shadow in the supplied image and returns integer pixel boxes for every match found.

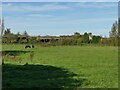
[2,64,87,90]
[1,50,33,56]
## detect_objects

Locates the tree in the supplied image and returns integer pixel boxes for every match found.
[92,35,101,44]
[73,32,81,45]
[109,21,118,46]
[23,31,29,36]
[17,32,21,36]
[109,21,118,38]
[73,32,80,39]
[82,32,89,43]
[4,28,11,35]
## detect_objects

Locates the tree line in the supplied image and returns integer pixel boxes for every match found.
[0,18,119,46]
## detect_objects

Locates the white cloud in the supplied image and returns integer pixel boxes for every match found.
[3,3,72,12]
[69,2,117,9]
[2,1,118,36]
[2,2,117,13]
[2,0,119,2]
[27,14,53,18]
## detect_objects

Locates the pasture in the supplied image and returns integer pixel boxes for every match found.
[2,44,118,89]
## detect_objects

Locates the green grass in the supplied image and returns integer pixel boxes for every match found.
[2,44,118,88]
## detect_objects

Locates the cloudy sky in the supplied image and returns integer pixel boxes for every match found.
[2,0,120,2]
[2,2,118,36]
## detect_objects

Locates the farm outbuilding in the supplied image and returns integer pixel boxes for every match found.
[38,36,61,43]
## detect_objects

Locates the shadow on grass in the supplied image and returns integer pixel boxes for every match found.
[2,50,33,56]
[2,64,87,90]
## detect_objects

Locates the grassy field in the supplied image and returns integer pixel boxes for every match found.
[2,44,118,89]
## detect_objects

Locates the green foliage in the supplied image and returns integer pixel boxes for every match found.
[109,21,118,38]
[92,36,101,44]
[2,28,17,43]
[82,32,89,43]
[109,37,118,46]
[4,28,12,35]
[16,32,21,36]
[29,37,37,44]
[108,21,118,46]
[73,32,81,39]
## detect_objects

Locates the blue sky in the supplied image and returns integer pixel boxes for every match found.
[2,0,120,2]
[2,2,118,36]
